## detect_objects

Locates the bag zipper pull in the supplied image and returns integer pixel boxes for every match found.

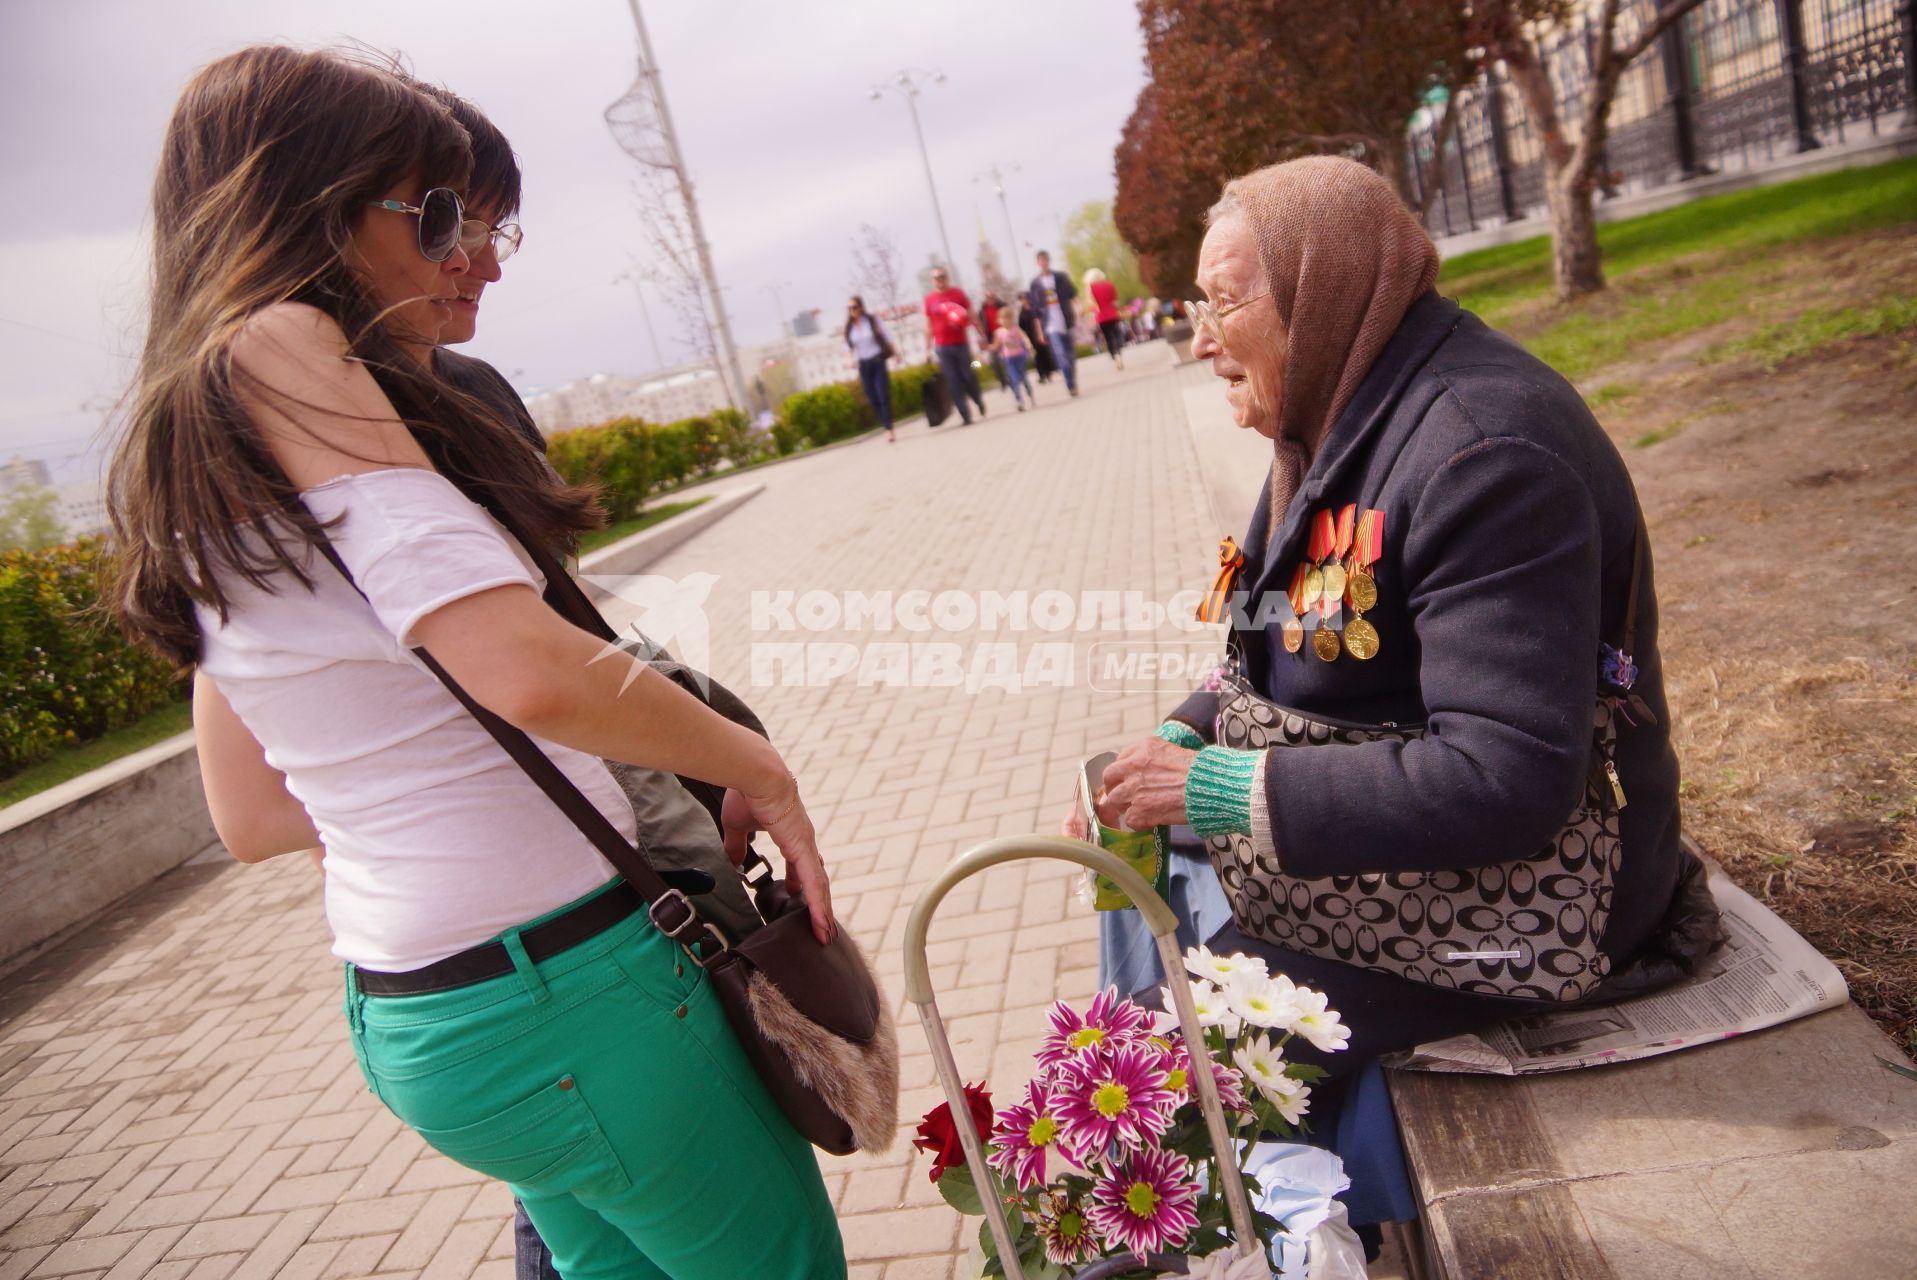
[1605,759,1627,809]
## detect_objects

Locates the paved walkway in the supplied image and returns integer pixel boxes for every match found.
[0,348,1236,1280]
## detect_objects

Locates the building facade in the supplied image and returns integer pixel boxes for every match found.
[525,366,731,434]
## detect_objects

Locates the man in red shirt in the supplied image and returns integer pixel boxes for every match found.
[922,266,986,425]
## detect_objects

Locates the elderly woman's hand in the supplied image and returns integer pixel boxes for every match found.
[1098,736,1197,831]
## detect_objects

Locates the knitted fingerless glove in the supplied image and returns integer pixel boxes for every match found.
[1153,721,1205,751]
[1184,745,1261,839]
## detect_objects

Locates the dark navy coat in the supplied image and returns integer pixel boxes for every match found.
[1171,291,1682,963]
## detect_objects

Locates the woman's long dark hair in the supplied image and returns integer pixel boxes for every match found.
[107,45,600,667]
[844,295,874,345]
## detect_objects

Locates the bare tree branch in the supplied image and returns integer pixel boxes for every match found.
[847,223,904,313]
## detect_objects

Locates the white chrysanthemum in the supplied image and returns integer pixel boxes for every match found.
[1222,970,1305,1031]
[1289,987,1351,1054]
[1183,945,1267,986]
[1162,979,1242,1037]
[1230,1033,1286,1098]
[1262,1071,1312,1126]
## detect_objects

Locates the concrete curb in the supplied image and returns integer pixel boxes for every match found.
[577,482,763,599]
[0,732,216,967]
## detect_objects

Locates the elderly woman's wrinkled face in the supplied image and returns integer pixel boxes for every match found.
[1193,216,1284,439]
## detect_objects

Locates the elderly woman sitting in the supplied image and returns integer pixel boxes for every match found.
[1068,157,1710,1134]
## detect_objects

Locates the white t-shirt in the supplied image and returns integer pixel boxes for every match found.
[847,316,886,362]
[1039,273,1066,333]
[194,468,636,971]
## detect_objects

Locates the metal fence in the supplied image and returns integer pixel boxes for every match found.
[1407,0,1917,238]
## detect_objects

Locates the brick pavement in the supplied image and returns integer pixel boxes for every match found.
[0,350,1229,1279]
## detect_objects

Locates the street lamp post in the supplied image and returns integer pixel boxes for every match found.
[872,69,960,290]
[974,162,1023,277]
[617,0,749,411]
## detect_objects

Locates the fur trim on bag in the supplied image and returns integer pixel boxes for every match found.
[746,951,901,1154]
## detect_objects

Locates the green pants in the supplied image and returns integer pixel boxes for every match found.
[344,879,846,1279]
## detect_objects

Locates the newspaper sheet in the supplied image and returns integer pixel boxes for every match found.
[1389,866,1848,1075]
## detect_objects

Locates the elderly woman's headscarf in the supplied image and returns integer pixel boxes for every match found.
[1217,156,1440,534]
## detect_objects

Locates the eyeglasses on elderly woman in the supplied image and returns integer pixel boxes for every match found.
[1189,289,1270,347]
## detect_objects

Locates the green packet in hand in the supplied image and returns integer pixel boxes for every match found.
[1078,751,1173,911]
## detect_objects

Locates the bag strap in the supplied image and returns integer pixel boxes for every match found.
[306,527,733,960]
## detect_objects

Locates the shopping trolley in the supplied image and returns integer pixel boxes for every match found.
[903,835,1269,1279]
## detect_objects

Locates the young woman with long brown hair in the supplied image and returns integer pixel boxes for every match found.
[108,45,846,1278]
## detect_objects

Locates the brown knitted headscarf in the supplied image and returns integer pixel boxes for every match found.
[1216,156,1439,535]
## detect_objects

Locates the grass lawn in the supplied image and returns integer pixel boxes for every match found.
[0,698,194,810]
[576,497,710,555]
[1439,156,1917,381]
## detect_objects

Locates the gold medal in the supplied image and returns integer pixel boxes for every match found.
[1313,625,1342,662]
[1282,616,1304,653]
[1347,569,1378,613]
[1345,616,1380,660]
[1301,567,1324,608]
[1321,563,1347,603]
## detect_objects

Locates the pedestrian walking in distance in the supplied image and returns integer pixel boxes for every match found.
[845,296,897,442]
[989,303,1037,412]
[1027,249,1079,397]
[922,265,986,425]
[1086,267,1125,370]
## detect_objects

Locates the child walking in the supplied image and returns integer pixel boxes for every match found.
[989,304,1037,412]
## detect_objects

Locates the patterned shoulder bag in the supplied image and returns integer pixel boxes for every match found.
[1204,523,1648,1003]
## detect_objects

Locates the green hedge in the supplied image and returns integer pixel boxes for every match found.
[552,363,953,515]
[546,408,763,523]
[1,539,188,778]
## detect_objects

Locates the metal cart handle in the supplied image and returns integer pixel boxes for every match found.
[902,835,1262,1278]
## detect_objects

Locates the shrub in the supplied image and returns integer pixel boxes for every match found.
[708,408,758,468]
[889,362,935,421]
[780,382,875,448]
[547,418,651,522]
[770,418,804,456]
[1,538,187,778]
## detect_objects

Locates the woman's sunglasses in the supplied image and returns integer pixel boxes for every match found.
[365,187,466,263]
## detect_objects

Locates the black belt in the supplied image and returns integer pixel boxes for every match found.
[354,880,646,997]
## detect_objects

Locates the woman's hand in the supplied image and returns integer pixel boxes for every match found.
[724,777,835,945]
[1098,736,1197,830]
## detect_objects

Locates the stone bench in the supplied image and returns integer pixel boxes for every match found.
[1387,1001,1917,1277]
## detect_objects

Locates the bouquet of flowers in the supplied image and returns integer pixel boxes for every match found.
[913,945,1350,1277]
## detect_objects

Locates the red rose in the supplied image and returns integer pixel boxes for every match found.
[912,1081,993,1183]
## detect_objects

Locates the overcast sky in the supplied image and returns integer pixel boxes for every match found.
[0,0,1148,490]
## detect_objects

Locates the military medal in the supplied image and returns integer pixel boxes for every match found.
[1347,568,1379,613]
[1302,510,1336,609]
[1343,509,1387,661]
[1321,505,1356,604]
[1312,623,1342,661]
[1344,616,1380,660]
[1283,565,1309,653]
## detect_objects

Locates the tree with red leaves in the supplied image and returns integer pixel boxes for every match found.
[1115,0,1475,295]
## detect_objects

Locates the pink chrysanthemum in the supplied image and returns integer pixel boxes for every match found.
[1052,1039,1177,1163]
[1034,1190,1100,1266]
[1037,987,1151,1070]
[1087,1146,1202,1256]
[986,1079,1060,1190]
[1155,1033,1254,1118]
